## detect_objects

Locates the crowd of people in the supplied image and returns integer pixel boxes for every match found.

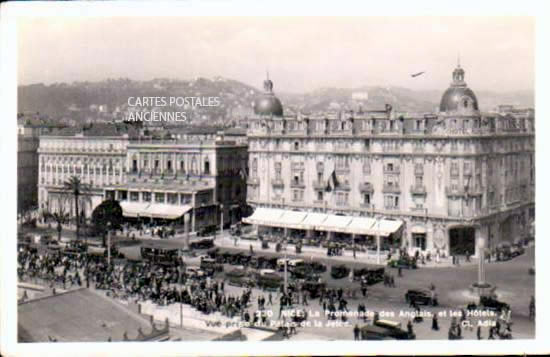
[18,240,528,341]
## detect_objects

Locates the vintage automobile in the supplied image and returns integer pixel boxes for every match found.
[301,281,326,299]
[405,289,438,306]
[255,270,283,291]
[196,225,217,237]
[476,295,510,313]
[510,243,525,257]
[140,244,182,266]
[200,257,224,275]
[226,268,255,288]
[361,324,414,340]
[387,257,417,269]
[330,264,350,280]
[354,267,385,285]
[185,266,206,279]
[189,238,214,249]
[371,320,415,340]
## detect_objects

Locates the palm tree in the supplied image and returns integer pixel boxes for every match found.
[63,176,91,242]
[48,206,70,242]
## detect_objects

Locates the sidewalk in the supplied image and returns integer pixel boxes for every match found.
[213,234,466,269]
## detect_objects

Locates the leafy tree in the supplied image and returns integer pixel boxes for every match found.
[91,199,123,246]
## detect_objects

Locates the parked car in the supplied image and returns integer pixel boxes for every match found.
[387,257,417,269]
[226,268,255,288]
[478,295,510,313]
[405,289,438,306]
[302,281,326,299]
[373,319,415,340]
[200,258,224,275]
[330,264,350,280]
[185,266,206,279]
[361,323,414,340]
[354,267,385,285]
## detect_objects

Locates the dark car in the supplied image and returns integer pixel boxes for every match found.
[361,324,414,340]
[355,267,385,285]
[478,296,510,313]
[200,258,224,275]
[226,268,255,288]
[405,289,437,306]
[330,264,350,280]
[388,257,417,269]
[197,225,216,237]
[302,281,326,299]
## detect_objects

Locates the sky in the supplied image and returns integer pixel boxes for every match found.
[18,16,534,93]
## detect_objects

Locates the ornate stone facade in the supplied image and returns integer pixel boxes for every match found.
[246,66,535,256]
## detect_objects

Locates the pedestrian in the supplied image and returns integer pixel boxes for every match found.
[529,296,535,320]
[432,314,439,331]
[390,275,395,288]
[407,319,414,337]
[488,327,495,339]
[477,326,482,340]
[268,292,273,306]
[353,324,360,340]
[398,267,403,277]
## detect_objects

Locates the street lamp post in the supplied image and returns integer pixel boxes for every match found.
[220,204,224,236]
[376,217,381,265]
[107,222,112,266]
[178,248,183,327]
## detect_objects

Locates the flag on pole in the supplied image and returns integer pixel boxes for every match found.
[325,170,339,192]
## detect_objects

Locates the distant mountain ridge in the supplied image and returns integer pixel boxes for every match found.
[18,78,534,123]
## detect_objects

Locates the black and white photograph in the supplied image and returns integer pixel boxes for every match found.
[1,2,547,356]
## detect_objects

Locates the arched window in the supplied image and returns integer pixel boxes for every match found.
[463,99,469,108]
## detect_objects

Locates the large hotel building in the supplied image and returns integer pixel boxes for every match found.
[244,65,535,257]
[37,125,248,234]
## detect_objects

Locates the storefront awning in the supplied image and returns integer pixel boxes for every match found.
[143,204,192,219]
[376,219,404,237]
[242,208,285,227]
[278,211,308,230]
[120,201,151,218]
[316,215,353,233]
[301,213,329,229]
[345,217,377,235]
[242,208,403,237]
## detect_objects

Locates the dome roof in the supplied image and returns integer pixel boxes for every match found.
[439,86,479,112]
[253,77,283,117]
[254,95,283,116]
[439,64,479,113]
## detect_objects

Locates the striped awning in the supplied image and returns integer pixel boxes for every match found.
[242,208,403,237]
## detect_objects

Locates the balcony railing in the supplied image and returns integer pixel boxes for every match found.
[312,180,325,190]
[290,180,306,188]
[410,185,427,196]
[359,182,374,193]
[271,178,285,188]
[383,166,400,174]
[382,184,401,193]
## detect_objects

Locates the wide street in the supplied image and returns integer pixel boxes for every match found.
[20,225,535,340]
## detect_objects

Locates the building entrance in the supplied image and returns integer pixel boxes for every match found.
[449,227,475,255]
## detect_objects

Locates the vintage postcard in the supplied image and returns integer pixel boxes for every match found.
[0,1,547,356]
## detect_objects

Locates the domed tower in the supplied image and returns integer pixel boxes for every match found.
[253,73,283,117]
[439,62,479,114]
